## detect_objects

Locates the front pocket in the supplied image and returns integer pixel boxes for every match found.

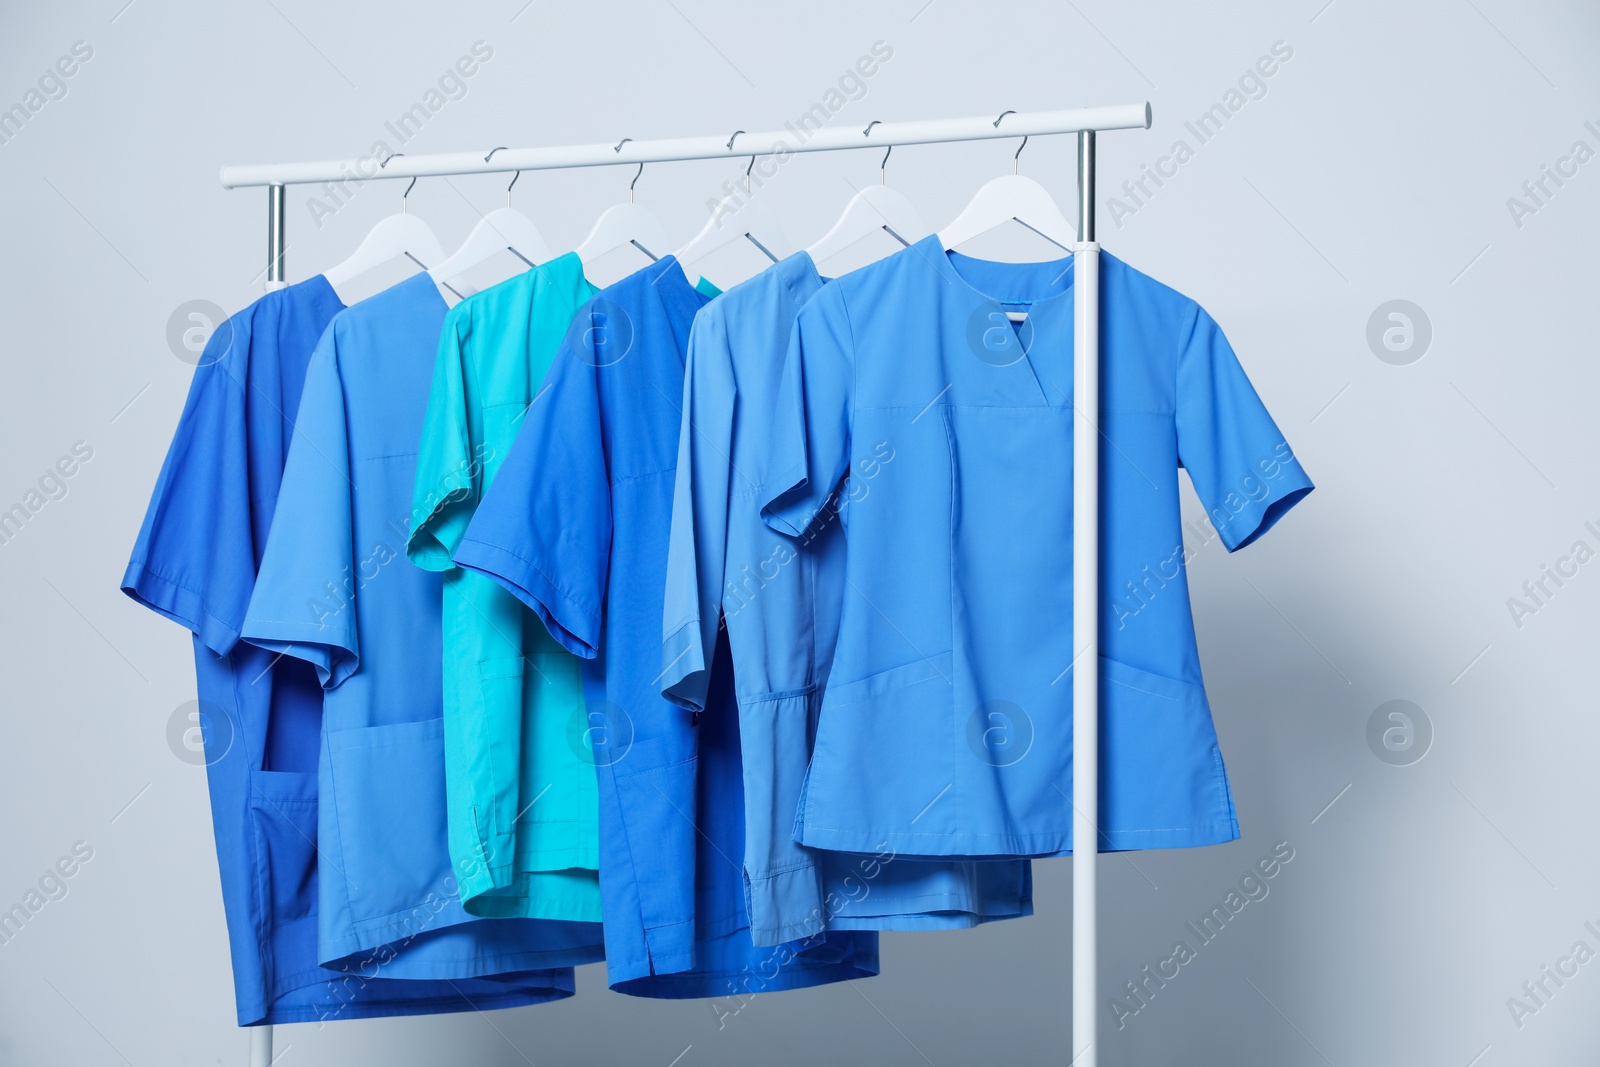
[325,718,455,925]
[248,769,318,926]
[1098,658,1235,838]
[803,653,957,839]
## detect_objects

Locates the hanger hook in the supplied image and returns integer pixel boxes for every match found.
[993,111,1026,175]
[380,152,416,212]
[629,162,644,204]
[483,147,520,208]
[863,120,892,184]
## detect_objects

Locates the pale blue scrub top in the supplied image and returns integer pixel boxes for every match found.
[761,239,1314,858]
[240,273,602,993]
[123,276,574,1023]
[455,256,879,996]
[661,252,1033,945]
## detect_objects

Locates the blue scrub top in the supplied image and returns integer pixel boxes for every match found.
[761,238,1314,858]
[123,275,573,1023]
[240,273,602,1001]
[455,256,879,996]
[661,252,1033,946]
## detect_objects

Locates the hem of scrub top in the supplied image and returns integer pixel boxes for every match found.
[752,894,1036,947]
[452,536,600,659]
[608,946,879,999]
[512,845,602,871]
[659,617,710,712]
[120,560,241,658]
[796,820,1242,859]
[238,969,578,1026]
[461,897,605,923]
[319,931,606,978]
[827,900,1036,929]
[461,870,604,923]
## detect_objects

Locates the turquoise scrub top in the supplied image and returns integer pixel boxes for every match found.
[761,239,1314,858]
[241,272,603,983]
[455,257,879,997]
[407,254,602,921]
[123,275,575,1022]
[661,252,1033,946]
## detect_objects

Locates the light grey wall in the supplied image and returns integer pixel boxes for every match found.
[2,1,1597,1064]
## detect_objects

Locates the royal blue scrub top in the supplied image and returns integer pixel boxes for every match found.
[661,252,1033,945]
[455,256,879,996]
[761,239,1314,858]
[123,275,573,1023]
[240,273,602,999]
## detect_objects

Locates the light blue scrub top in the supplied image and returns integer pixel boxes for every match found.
[662,252,1033,945]
[761,238,1314,858]
[455,256,880,996]
[241,273,602,991]
[124,276,573,1022]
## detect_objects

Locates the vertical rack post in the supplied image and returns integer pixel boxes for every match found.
[255,188,285,1067]
[1071,128,1100,1067]
[265,183,286,291]
[249,1026,272,1067]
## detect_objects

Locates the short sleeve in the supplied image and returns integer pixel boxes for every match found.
[759,283,853,537]
[121,313,257,657]
[1174,304,1314,551]
[661,310,737,712]
[240,328,360,687]
[453,315,610,659]
[408,307,476,569]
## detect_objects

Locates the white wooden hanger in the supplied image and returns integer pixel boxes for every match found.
[806,129,930,265]
[428,151,553,294]
[575,145,671,266]
[323,155,447,297]
[677,132,794,274]
[938,115,1078,253]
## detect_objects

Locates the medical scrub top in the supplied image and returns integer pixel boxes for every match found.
[661,252,1033,946]
[122,275,572,1023]
[240,272,602,988]
[455,256,879,997]
[406,255,602,921]
[761,238,1314,859]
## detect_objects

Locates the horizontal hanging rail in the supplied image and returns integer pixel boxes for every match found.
[219,103,1150,188]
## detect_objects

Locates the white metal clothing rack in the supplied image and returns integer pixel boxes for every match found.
[220,101,1151,1067]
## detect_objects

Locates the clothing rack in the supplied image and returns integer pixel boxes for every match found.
[219,101,1152,1067]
